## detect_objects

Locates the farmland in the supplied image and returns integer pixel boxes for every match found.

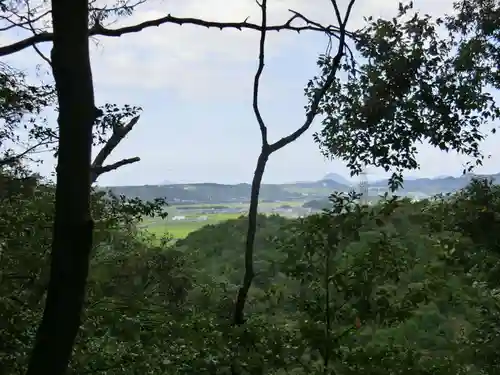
[145,212,244,239]
[141,200,309,239]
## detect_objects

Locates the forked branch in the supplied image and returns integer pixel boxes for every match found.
[90,115,141,183]
[232,0,270,327]
[269,0,355,152]
[91,156,139,180]
[233,0,356,327]
[252,1,269,148]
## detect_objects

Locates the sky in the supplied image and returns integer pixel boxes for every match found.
[1,0,499,186]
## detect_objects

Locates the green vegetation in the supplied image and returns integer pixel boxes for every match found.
[1,0,500,374]
[4,171,500,374]
[141,201,306,239]
[146,213,244,239]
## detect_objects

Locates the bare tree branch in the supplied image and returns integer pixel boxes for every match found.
[252,1,268,147]
[91,157,140,183]
[24,0,52,66]
[92,115,139,167]
[89,0,148,28]
[233,0,357,328]
[0,9,354,57]
[288,9,356,62]
[90,115,140,183]
[269,0,355,152]
[0,9,50,32]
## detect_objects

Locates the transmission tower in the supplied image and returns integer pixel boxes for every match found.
[359,168,369,205]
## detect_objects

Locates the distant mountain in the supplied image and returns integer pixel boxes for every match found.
[369,173,500,195]
[322,173,352,186]
[105,183,305,204]
[283,179,348,191]
[103,172,500,203]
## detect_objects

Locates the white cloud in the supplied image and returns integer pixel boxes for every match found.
[90,0,457,97]
[0,0,459,96]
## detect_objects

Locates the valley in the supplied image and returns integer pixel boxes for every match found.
[140,200,308,239]
[108,172,500,238]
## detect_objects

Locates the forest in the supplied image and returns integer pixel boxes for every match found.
[3,174,500,374]
[1,0,500,374]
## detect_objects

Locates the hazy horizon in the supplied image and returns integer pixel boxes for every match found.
[98,171,499,187]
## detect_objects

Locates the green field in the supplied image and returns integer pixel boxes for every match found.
[142,200,304,239]
[144,212,244,239]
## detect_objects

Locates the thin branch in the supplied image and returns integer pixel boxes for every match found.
[91,157,140,183]
[89,0,148,28]
[24,0,52,66]
[91,115,138,167]
[90,115,141,183]
[330,0,344,27]
[253,0,268,147]
[0,9,50,32]
[0,10,354,57]
[0,139,55,167]
[232,0,357,329]
[288,9,356,62]
[269,0,356,153]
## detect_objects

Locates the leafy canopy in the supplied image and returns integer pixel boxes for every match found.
[307,1,500,189]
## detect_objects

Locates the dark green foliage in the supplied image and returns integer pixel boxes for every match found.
[275,192,496,374]
[3,160,500,374]
[175,214,290,316]
[307,1,500,189]
[302,198,331,210]
[2,1,500,374]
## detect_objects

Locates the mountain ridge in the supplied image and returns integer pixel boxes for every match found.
[322,173,352,185]
[103,172,500,203]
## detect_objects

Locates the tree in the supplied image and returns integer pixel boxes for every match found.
[232,0,498,347]
[0,1,359,374]
[3,0,498,373]
[0,62,55,168]
[307,0,499,189]
[23,0,97,373]
[232,0,356,329]
[0,168,171,374]
[274,189,500,374]
[0,65,143,180]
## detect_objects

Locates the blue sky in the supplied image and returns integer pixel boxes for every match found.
[2,0,499,186]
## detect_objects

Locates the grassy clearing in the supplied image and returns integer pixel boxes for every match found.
[142,200,306,240]
[144,212,244,239]
[147,223,198,239]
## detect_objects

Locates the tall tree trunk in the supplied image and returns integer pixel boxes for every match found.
[233,148,269,325]
[26,0,95,372]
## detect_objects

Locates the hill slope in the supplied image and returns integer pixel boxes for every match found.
[107,183,305,203]
[322,173,352,185]
[103,173,500,203]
